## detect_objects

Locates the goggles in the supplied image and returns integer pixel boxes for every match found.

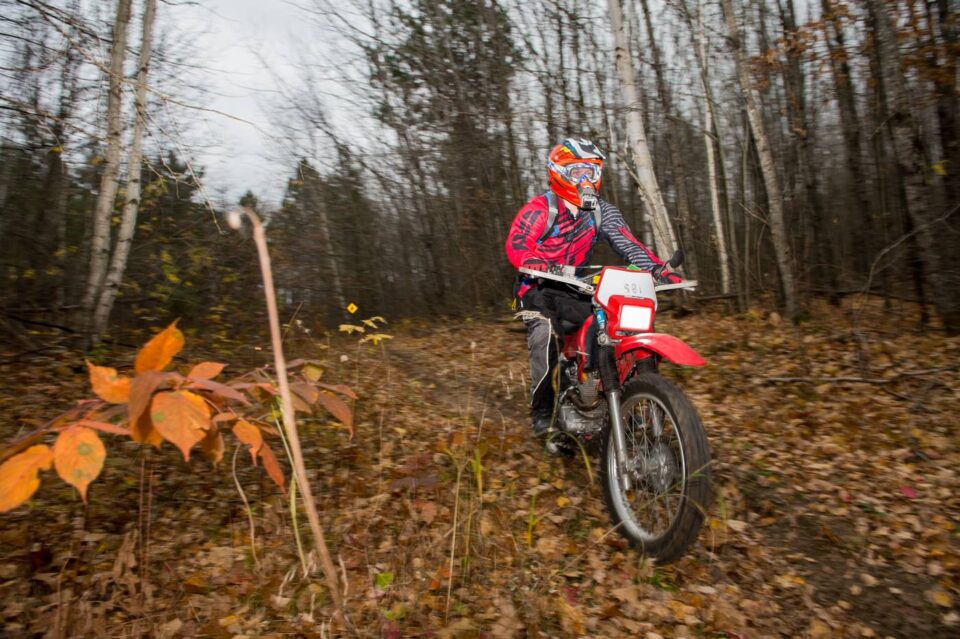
[551,161,602,184]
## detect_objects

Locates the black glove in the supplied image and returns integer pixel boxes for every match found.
[651,264,682,284]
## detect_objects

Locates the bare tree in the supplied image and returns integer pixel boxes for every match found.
[80,0,131,332]
[720,0,797,317]
[866,0,960,333]
[607,0,678,257]
[92,0,156,338]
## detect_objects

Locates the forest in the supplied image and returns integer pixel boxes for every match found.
[0,0,957,637]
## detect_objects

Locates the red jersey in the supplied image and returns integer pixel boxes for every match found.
[505,194,663,296]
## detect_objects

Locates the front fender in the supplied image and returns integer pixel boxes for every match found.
[615,333,707,367]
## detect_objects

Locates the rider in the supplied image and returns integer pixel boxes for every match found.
[505,137,681,436]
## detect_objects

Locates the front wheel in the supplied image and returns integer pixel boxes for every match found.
[600,373,711,563]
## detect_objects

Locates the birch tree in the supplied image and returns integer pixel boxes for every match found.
[866,0,960,333]
[720,0,797,317]
[607,0,677,257]
[81,0,131,330]
[92,0,156,338]
[683,0,732,295]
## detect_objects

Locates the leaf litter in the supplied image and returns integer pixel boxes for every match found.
[0,297,957,637]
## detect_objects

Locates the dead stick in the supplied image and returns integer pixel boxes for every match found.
[228,207,345,620]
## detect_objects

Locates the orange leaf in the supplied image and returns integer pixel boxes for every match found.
[128,371,170,427]
[150,391,211,461]
[316,392,353,436]
[131,410,163,448]
[188,361,226,380]
[258,441,285,491]
[53,426,105,502]
[87,361,131,404]
[0,445,53,513]
[200,429,224,466]
[134,321,184,373]
[232,419,263,464]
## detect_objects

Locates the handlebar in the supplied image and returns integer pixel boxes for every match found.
[518,267,698,294]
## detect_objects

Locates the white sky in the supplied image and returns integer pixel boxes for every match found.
[176,0,310,207]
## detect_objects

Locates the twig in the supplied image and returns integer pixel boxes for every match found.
[445,462,464,622]
[854,203,960,328]
[232,443,260,569]
[761,366,956,385]
[227,207,345,620]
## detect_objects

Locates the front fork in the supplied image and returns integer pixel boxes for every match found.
[598,344,631,492]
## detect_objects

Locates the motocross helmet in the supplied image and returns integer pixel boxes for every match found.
[547,137,605,209]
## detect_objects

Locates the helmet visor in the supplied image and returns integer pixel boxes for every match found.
[552,161,601,184]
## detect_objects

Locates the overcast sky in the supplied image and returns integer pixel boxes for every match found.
[176,0,309,207]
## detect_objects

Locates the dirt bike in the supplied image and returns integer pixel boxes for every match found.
[519,252,711,563]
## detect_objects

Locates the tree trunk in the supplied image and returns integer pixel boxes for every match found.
[685,0,732,294]
[639,0,699,279]
[81,0,131,332]
[607,0,678,257]
[778,0,838,300]
[721,0,797,318]
[821,0,873,275]
[866,0,960,333]
[92,0,156,339]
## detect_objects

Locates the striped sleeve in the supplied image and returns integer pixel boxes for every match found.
[595,200,663,271]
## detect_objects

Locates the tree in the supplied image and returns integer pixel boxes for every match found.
[607,0,678,258]
[81,0,131,332]
[720,0,797,318]
[866,0,960,333]
[92,0,157,338]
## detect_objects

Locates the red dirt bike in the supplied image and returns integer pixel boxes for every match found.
[519,252,711,563]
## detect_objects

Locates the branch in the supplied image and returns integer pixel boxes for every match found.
[760,366,957,386]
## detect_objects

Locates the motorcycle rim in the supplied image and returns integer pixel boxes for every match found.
[601,373,711,562]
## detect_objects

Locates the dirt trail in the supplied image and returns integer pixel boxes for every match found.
[0,302,957,637]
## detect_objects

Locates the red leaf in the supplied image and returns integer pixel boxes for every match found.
[316,392,353,437]
[86,361,131,404]
[150,391,211,461]
[53,426,106,502]
[290,382,319,404]
[258,441,285,491]
[186,378,250,404]
[134,321,184,373]
[187,361,225,380]
[899,486,918,499]
[315,382,358,400]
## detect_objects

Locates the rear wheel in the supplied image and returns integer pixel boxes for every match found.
[600,373,711,563]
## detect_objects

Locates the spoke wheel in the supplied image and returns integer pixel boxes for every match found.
[600,373,711,563]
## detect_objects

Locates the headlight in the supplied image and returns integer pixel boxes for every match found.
[618,305,653,332]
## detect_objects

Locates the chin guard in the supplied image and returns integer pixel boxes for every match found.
[578,183,598,211]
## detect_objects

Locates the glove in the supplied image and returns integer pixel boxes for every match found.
[651,265,683,284]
